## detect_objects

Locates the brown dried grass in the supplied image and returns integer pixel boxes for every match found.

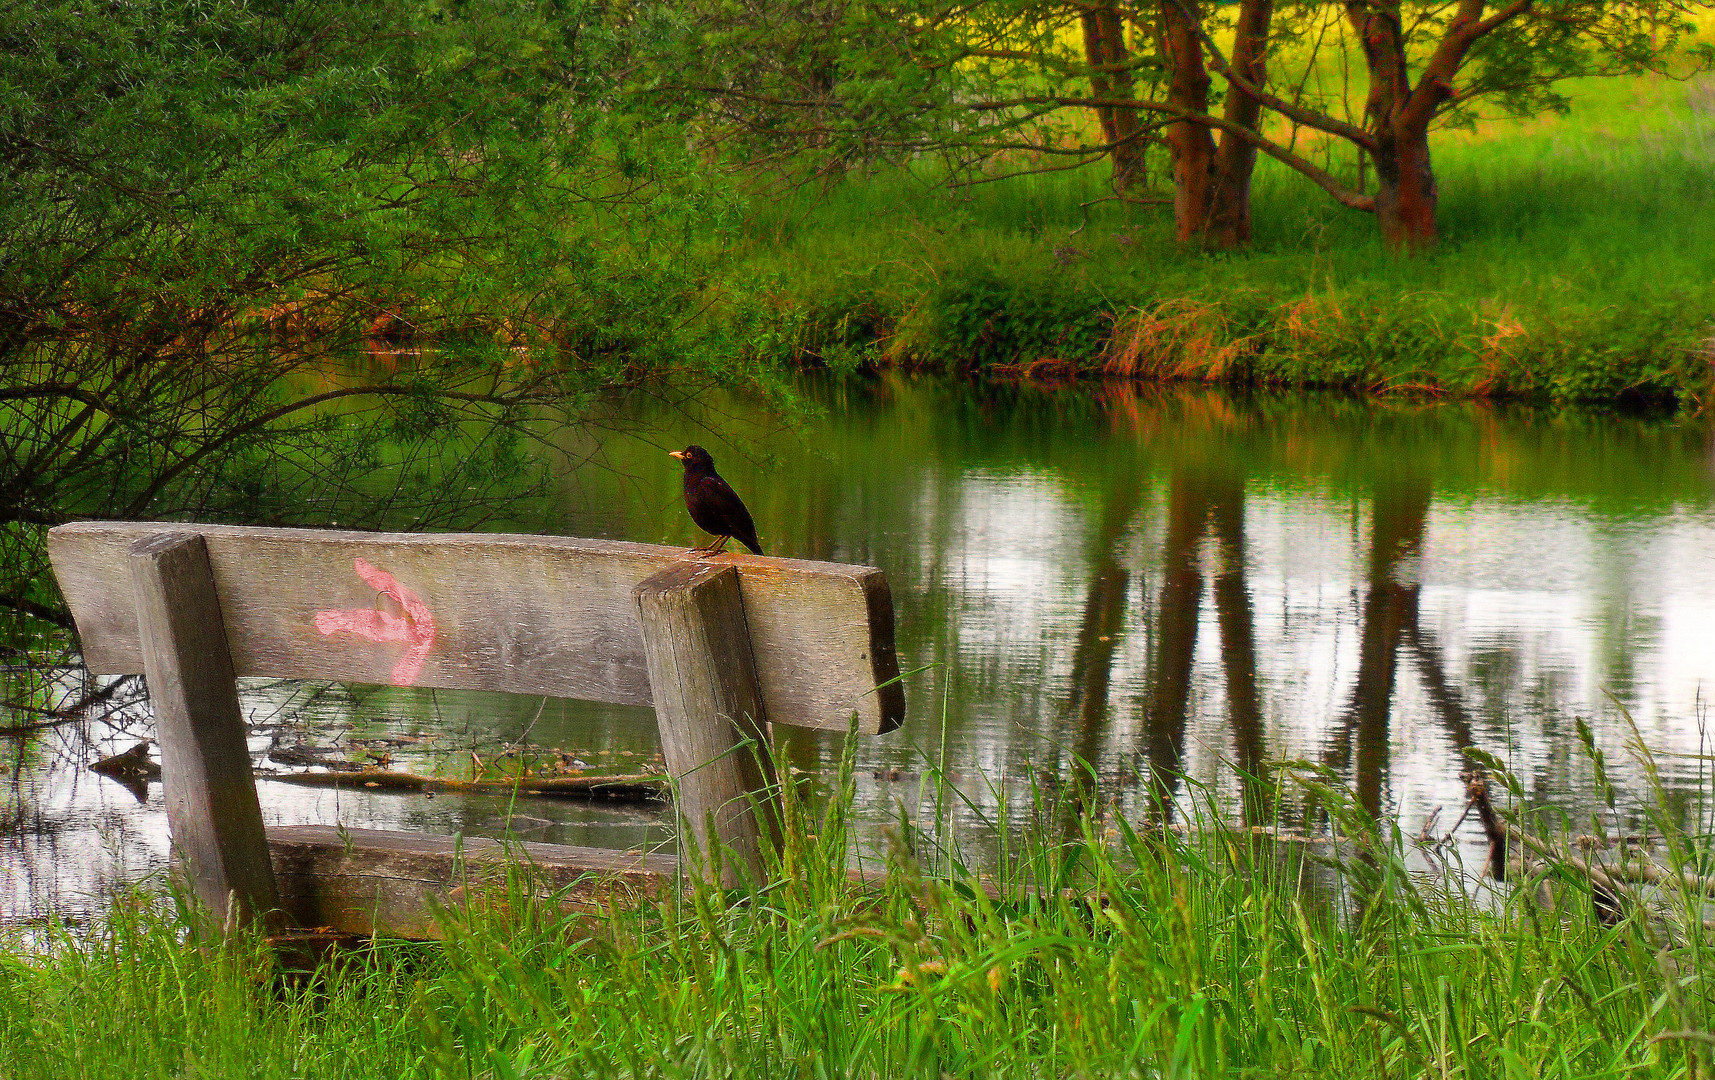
[1099,299,1253,381]
[1468,305,1530,397]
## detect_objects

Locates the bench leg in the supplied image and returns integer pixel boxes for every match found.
[130,532,282,932]
[634,562,780,888]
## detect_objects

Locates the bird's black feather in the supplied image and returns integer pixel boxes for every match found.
[675,445,763,555]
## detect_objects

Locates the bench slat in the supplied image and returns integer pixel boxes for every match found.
[267,825,677,938]
[48,522,904,733]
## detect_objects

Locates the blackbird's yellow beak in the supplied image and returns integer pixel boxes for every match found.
[668,450,687,460]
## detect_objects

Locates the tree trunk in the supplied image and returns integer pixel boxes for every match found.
[1207,0,1274,248]
[1159,0,1216,241]
[1344,1,1440,250]
[1373,122,1438,250]
[1080,6,1147,194]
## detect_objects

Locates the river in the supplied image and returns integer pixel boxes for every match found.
[7,376,1715,921]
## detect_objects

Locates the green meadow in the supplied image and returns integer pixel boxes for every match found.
[721,70,1715,405]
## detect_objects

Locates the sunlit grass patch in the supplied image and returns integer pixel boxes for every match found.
[710,66,1715,406]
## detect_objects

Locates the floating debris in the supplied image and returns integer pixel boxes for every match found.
[89,741,161,780]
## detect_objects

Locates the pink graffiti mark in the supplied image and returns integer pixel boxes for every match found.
[314,559,437,686]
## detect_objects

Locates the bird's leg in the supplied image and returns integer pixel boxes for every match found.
[690,536,731,556]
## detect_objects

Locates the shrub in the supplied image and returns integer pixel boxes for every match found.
[905,267,1112,372]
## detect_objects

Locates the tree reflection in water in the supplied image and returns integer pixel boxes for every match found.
[1325,481,1432,817]
[1059,460,1270,826]
[1062,470,1140,822]
[1135,470,1271,821]
[1069,465,1497,832]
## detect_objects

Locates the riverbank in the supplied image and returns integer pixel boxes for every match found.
[720,72,1715,408]
[3,765,1711,1079]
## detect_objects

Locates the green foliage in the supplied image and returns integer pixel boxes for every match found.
[793,269,901,371]
[914,266,1112,371]
[0,0,706,367]
[1526,301,1713,405]
[668,0,959,180]
[0,0,763,659]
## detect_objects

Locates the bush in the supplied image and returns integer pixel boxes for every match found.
[905,266,1112,372]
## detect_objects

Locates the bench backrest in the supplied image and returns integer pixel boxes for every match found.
[48,521,904,734]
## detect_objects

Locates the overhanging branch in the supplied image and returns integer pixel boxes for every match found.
[974,96,1376,211]
[1164,0,1379,152]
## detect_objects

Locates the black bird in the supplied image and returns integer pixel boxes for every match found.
[670,445,763,555]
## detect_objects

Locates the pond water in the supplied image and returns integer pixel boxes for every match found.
[8,376,1715,921]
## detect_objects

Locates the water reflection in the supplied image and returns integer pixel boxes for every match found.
[1326,480,1433,816]
[1061,465,1137,817]
[9,377,1715,919]
[1133,469,1272,821]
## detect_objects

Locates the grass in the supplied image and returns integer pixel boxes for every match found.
[5,737,1715,1079]
[714,68,1715,407]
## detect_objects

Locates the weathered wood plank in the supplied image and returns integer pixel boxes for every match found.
[267,825,676,938]
[130,533,282,931]
[49,521,905,733]
[634,563,779,887]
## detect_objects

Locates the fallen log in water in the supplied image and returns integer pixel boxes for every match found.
[261,769,668,802]
[1460,772,1715,926]
[88,743,669,803]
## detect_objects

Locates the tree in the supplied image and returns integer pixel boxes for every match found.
[1084,0,1712,247]
[1157,0,1275,245]
[0,0,711,668]
[674,0,1173,196]
[679,0,1712,248]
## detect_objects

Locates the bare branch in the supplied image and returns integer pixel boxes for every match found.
[1164,0,1379,150]
[973,96,1376,210]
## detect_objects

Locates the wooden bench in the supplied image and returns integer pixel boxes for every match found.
[48,522,904,936]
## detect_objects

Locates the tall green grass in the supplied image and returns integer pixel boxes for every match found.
[716,73,1715,406]
[4,735,1714,1079]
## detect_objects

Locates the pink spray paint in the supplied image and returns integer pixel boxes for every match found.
[314,558,437,686]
